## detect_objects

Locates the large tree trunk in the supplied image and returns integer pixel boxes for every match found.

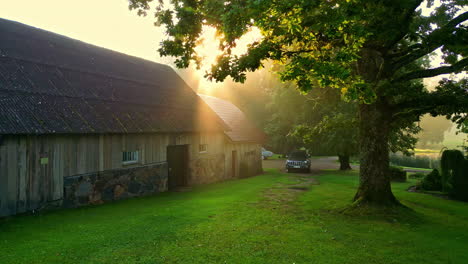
[353,102,399,206]
[338,154,352,170]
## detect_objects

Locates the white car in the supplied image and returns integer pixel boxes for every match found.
[261,148,273,160]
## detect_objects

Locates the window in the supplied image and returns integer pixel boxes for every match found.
[122,150,139,165]
[199,144,208,153]
[199,133,208,153]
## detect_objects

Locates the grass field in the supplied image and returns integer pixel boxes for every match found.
[1,169,468,264]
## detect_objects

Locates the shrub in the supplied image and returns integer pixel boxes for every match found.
[409,172,426,179]
[388,166,407,182]
[420,169,442,191]
[441,150,468,201]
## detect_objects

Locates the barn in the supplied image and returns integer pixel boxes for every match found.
[0,18,263,217]
[199,95,264,179]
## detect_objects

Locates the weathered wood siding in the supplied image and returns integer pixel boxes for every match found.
[224,141,262,179]
[0,132,226,217]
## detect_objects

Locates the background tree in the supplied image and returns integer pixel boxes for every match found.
[293,113,358,171]
[129,0,468,206]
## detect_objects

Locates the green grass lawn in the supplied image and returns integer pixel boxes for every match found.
[267,153,284,160]
[1,169,468,264]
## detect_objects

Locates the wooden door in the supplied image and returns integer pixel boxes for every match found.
[167,145,189,190]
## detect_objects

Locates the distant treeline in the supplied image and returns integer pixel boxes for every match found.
[390,154,440,169]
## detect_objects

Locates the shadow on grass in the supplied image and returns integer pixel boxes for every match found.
[334,202,427,226]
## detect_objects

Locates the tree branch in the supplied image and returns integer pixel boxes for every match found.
[282,49,315,56]
[384,0,424,49]
[392,11,468,70]
[387,43,423,58]
[394,57,468,82]
[392,79,468,122]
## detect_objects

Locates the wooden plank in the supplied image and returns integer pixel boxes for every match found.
[154,134,161,162]
[103,134,112,170]
[39,136,49,204]
[87,136,99,172]
[27,136,40,210]
[0,137,9,217]
[7,137,19,215]
[52,138,64,201]
[139,135,146,165]
[99,135,104,171]
[17,137,27,213]
[111,134,122,169]
[77,136,86,175]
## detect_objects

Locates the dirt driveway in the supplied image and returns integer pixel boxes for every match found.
[263,156,355,175]
[259,157,348,203]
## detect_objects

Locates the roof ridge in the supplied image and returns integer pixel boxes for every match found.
[0,18,171,69]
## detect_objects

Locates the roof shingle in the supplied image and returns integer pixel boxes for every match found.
[198,94,265,143]
[0,18,225,134]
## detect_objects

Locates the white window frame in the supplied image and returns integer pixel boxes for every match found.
[199,144,208,153]
[122,150,139,165]
[199,133,208,153]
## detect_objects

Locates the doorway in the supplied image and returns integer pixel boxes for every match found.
[167,145,189,190]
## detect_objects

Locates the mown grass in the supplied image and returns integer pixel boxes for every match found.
[267,153,284,160]
[1,169,468,264]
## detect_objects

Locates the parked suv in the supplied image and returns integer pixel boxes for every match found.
[285,150,311,173]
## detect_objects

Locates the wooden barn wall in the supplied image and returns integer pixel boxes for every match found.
[224,142,262,179]
[0,132,226,217]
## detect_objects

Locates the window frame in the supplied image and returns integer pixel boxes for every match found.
[122,150,140,165]
[199,144,208,153]
[199,133,208,153]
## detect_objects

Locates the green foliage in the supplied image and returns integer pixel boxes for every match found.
[390,153,440,169]
[420,169,442,191]
[388,166,407,182]
[440,149,468,200]
[129,0,467,103]
[460,120,468,154]
[291,110,358,157]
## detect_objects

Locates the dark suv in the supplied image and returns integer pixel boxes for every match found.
[285,150,311,173]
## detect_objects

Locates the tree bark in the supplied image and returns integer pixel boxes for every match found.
[353,101,399,206]
[338,154,352,170]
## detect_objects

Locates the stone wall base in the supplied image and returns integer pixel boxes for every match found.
[189,154,225,185]
[63,163,168,208]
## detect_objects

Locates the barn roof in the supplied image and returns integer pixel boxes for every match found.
[0,18,226,134]
[198,94,265,143]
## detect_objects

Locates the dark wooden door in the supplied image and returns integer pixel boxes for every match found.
[167,145,189,190]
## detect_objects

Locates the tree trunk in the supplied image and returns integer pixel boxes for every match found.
[338,154,352,170]
[353,102,399,206]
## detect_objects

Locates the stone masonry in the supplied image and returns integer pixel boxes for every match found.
[63,162,168,208]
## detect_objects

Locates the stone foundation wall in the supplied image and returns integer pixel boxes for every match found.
[63,162,168,208]
[189,154,225,185]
